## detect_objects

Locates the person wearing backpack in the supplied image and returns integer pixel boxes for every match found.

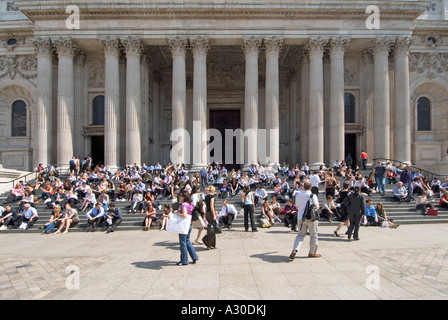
[289,181,321,261]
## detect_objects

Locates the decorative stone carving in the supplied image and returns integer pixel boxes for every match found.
[242,36,262,56]
[167,36,188,58]
[99,36,121,57]
[32,37,53,57]
[372,37,394,56]
[190,36,210,58]
[53,37,79,57]
[305,37,329,57]
[122,36,142,58]
[207,57,244,87]
[89,61,105,88]
[409,53,448,74]
[329,36,350,56]
[264,36,284,58]
[0,55,37,80]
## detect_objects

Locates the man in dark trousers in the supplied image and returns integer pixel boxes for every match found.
[106,203,123,233]
[343,187,366,241]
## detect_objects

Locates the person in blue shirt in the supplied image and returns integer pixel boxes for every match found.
[86,202,105,232]
[18,203,39,229]
[365,199,379,226]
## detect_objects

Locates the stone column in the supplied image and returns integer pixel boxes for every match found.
[168,37,188,165]
[307,37,327,169]
[33,37,53,168]
[122,37,142,166]
[264,36,283,166]
[373,37,393,160]
[329,37,350,165]
[190,36,209,169]
[242,37,262,167]
[53,37,77,171]
[394,37,413,164]
[99,36,121,169]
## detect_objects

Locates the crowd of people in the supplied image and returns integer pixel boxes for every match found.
[0,158,447,237]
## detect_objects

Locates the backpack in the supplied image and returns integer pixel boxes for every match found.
[304,195,320,221]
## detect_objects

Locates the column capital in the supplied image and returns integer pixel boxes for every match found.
[53,37,79,58]
[190,36,210,58]
[242,36,263,57]
[395,36,414,56]
[306,37,329,57]
[264,36,284,58]
[372,36,394,56]
[329,36,350,57]
[167,36,188,59]
[122,36,142,58]
[32,37,53,58]
[99,36,121,58]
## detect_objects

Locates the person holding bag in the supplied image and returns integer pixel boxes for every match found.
[202,186,219,250]
[176,191,199,266]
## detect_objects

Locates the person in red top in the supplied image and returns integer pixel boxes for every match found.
[360,150,368,170]
[440,191,448,209]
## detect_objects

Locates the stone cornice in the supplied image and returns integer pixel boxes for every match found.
[16,1,429,22]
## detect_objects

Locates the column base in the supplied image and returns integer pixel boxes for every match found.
[308,162,325,172]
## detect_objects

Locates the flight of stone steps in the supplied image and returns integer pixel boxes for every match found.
[1,173,447,233]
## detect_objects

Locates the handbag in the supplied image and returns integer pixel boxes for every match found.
[207,221,222,235]
[192,216,206,229]
[166,213,192,235]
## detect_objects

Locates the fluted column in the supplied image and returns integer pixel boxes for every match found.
[190,36,209,169]
[307,37,327,169]
[53,37,77,170]
[329,37,350,164]
[373,37,393,160]
[168,37,188,165]
[264,36,283,165]
[242,37,262,168]
[33,37,54,168]
[99,36,121,169]
[122,37,142,166]
[394,37,413,164]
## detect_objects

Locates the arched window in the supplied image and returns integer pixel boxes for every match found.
[344,93,356,123]
[417,97,431,131]
[92,95,105,125]
[11,100,27,137]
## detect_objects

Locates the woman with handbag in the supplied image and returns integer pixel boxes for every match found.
[202,185,219,249]
[176,191,199,266]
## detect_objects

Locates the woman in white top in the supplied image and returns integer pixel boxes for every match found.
[416,190,434,215]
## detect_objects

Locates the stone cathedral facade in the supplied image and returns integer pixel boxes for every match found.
[0,1,448,174]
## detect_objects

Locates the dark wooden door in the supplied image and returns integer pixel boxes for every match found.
[209,110,241,171]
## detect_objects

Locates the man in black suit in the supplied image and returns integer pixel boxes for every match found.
[342,187,366,241]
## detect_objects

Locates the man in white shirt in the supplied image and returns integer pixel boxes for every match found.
[309,172,322,196]
[289,181,321,261]
[218,200,238,229]
[254,185,268,206]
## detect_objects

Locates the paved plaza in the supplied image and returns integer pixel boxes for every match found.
[1,223,448,301]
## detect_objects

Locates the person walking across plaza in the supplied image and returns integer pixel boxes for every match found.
[289,181,321,261]
[176,191,199,266]
[343,186,366,241]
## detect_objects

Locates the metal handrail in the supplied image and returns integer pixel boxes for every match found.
[0,171,37,189]
[372,158,448,180]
